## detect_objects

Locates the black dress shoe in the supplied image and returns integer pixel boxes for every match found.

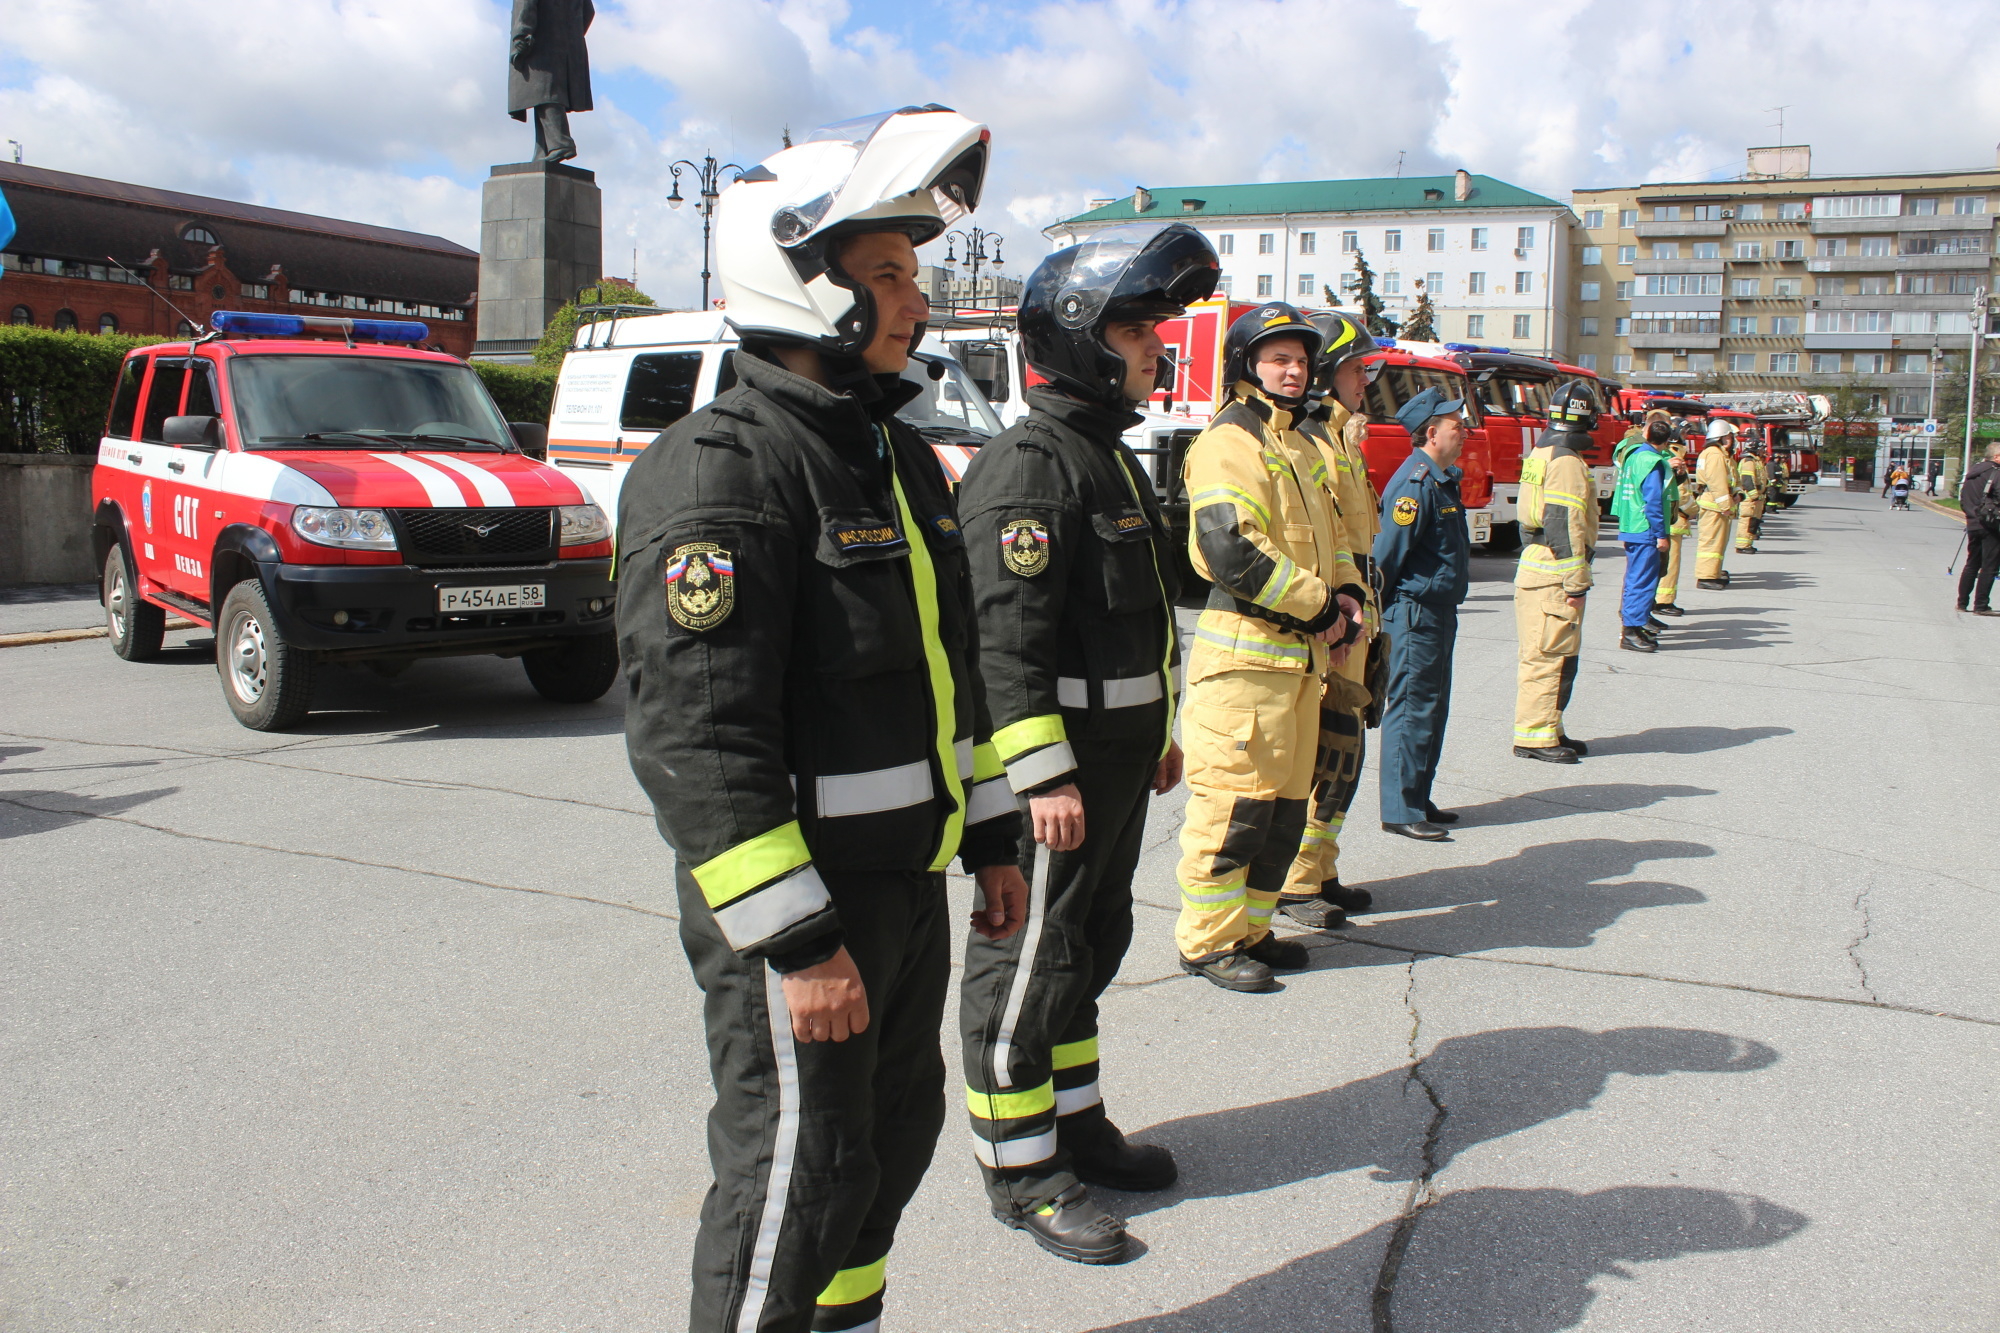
[1322,878,1373,913]
[1423,808,1459,824]
[1062,1117,1177,1193]
[1514,744,1580,764]
[999,1184,1127,1264]
[1696,579,1728,590]
[1558,736,1589,756]
[1381,820,1449,840]
[1277,893,1347,929]
[1179,952,1277,991]
[1243,934,1311,970]
[1620,628,1657,653]
[1652,602,1685,617]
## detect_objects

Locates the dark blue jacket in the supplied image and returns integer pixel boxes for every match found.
[1373,450,1470,608]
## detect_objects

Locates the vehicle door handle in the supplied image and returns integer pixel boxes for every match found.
[168,460,185,474]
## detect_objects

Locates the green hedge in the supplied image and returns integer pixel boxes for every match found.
[0,325,168,453]
[471,361,558,424]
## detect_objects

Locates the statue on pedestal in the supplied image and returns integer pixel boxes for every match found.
[508,0,594,165]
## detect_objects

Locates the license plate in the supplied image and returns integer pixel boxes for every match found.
[1471,512,1492,542]
[438,584,546,612]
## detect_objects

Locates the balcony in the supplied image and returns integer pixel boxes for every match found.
[1632,258,1727,276]
[1810,292,1983,312]
[1803,332,1894,350]
[1635,220,1727,238]
[1812,214,1995,234]
[1629,333,1721,349]
[1807,253,1992,272]
[1626,369,1705,385]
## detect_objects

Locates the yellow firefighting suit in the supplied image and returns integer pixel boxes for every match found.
[1694,443,1736,581]
[1735,455,1769,549]
[1513,431,1597,749]
[1176,383,1363,963]
[1656,449,1696,607]
[1283,404,1377,899]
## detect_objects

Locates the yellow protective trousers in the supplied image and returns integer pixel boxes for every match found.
[1695,507,1732,581]
[1656,531,1685,605]
[1513,583,1583,749]
[1735,495,1765,549]
[1281,667,1370,899]
[1175,665,1319,962]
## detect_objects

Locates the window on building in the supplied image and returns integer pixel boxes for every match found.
[1809,310,1892,333]
[1513,314,1532,339]
[1772,279,1801,298]
[1778,202,1806,220]
[1216,275,1233,296]
[1515,271,1532,294]
[1905,197,1938,216]
[1954,195,1988,215]
[1730,354,1758,372]
[1613,317,1631,336]
[1770,315,1801,334]
[1580,281,1601,301]
[1579,317,1599,336]
[1655,205,1682,221]
[1256,274,1273,296]
[1808,353,1841,374]
[1853,353,1887,374]
[1341,273,1361,293]
[1813,277,1845,297]
[1899,353,1929,373]
[1581,245,1602,265]
[1815,238,1847,257]
[180,225,218,245]
[1583,210,1604,229]
[1905,232,1988,256]
[1427,228,1445,251]
[1340,230,1357,253]
[1383,229,1402,252]
[1470,227,1488,250]
[1852,236,1892,257]
[1693,205,1725,221]
[1465,315,1485,338]
[1738,203,1764,220]
[1614,353,1633,372]
[1425,271,1443,293]
[1577,353,1597,370]
[1693,242,1721,259]
[1890,392,1927,415]
[1856,275,1891,295]
[1652,243,1680,260]
[1687,353,1715,373]
[1293,272,1313,296]
[1900,273,1942,294]
[1617,244,1637,265]
[96,312,118,335]
[1216,234,1235,255]
[53,308,78,332]
[1727,316,1758,335]
[1258,233,1274,254]
[1815,195,1898,218]
[1517,226,1536,250]
[1618,209,1638,228]
[166,275,193,291]
[1615,280,1635,299]
[1775,239,1803,259]
[1383,270,1401,295]
[1467,271,1486,294]
[1769,353,1799,373]
[1736,242,1763,259]
[9,305,29,325]
[1299,231,1317,255]
[1644,274,1723,295]
[239,282,269,299]
[1650,352,1675,371]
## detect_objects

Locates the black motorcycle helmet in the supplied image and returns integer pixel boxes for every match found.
[1548,379,1600,432]
[1017,223,1220,408]
[1308,311,1383,396]
[1223,302,1323,406]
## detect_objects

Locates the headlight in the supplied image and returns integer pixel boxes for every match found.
[558,503,611,547]
[291,506,397,550]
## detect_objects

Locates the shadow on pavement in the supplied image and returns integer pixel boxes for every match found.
[1710,569,1815,591]
[1584,726,1791,757]
[1659,618,1787,651]
[0,786,180,839]
[1447,783,1714,826]
[0,582,97,605]
[268,659,629,743]
[1095,1185,1807,1332]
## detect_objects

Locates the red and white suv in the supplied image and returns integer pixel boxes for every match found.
[91,311,617,730]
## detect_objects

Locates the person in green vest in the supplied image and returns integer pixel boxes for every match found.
[1611,411,1673,653]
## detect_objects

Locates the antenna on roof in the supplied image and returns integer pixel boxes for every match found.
[105,255,205,335]
[1767,105,1789,147]
[1395,150,1406,179]
[6,140,20,164]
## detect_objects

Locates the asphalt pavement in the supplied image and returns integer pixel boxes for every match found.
[4,486,1995,1332]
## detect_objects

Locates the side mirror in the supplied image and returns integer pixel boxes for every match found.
[508,422,548,459]
[162,414,222,448]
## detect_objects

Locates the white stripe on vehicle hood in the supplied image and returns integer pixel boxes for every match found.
[420,453,516,507]
[373,452,468,506]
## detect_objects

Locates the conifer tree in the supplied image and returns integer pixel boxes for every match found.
[1401,281,1438,342]
[1352,250,1398,337]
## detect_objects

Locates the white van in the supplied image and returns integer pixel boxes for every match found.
[544,308,1004,521]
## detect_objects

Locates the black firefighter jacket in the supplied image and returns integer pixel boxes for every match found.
[616,350,1021,969]
[954,389,1182,796]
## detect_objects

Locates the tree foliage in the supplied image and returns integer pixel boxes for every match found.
[1350,250,1398,337]
[1401,284,1437,342]
[472,361,559,425]
[1322,283,1343,308]
[1804,374,1881,462]
[533,277,657,370]
[0,325,171,453]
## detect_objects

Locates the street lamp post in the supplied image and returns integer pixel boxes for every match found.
[942,226,1004,311]
[668,154,746,310]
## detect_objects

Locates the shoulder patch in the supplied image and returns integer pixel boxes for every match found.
[1392,495,1420,526]
[666,542,736,631]
[1000,518,1051,575]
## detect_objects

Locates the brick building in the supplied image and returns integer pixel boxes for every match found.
[0,162,478,355]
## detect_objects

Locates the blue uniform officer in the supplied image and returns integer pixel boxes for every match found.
[1372,385,1471,840]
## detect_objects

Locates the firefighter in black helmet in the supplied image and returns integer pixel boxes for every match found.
[956,222,1217,1264]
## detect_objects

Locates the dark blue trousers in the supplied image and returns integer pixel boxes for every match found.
[1620,538,1664,627]
[1378,599,1457,824]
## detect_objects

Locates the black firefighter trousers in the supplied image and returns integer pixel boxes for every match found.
[960,759,1152,1217]
[679,865,949,1333]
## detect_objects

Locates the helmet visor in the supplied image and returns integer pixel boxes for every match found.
[1057,223,1219,329]
[769,106,988,248]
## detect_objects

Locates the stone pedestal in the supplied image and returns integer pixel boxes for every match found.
[474,161,601,358]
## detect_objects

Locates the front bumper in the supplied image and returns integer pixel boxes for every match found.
[262,558,616,656]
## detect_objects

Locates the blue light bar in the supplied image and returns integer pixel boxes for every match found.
[210,310,429,342]
[1444,342,1480,352]
[1374,337,1398,348]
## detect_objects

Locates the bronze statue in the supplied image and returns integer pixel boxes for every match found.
[508,0,594,165]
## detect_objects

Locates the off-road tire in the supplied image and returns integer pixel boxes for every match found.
[104,545,165,661]
[522,631,619,703]
[217,580,315,730]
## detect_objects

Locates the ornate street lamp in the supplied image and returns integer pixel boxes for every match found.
[668,154,746,310]
[942,226,1004,311]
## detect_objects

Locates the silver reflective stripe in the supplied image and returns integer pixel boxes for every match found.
[736,967,801,1333]
[713,867,831,951]
[970,1128,1058,1169]
[1055,1079,1103,1117]
[955,737,975,780]
[1056,673,1164,709]
[816,760,933,818]
[964,775,1014,826]
[1003,741,1077,794]
[991,843,1049,1089]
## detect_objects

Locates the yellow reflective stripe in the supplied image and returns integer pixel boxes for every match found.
[692,821,811,909]
[967,1080,1055,1120]
[1193,615,1309,665]
[1190,485,1271,529]
[1543,490,1587,506]
[1051,1036,1099,1071]
[993,714,1067,761]
[888,446,963,873]
[1252,553,1300,610]
[972,741,1005,782]
[817,1256,888,1306]
[1180,880,1247,906]
[1518,556,1585,574]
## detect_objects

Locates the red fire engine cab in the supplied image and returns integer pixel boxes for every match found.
[91,311,617,731]
[1356,342,1494,546]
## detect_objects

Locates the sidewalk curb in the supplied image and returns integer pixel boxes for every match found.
[0,618,196,649]
[1914,495,1965,523]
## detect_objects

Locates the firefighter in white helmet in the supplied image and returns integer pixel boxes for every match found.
[1694,417,1740,588]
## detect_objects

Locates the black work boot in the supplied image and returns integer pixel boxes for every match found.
[1000,1183,1127,1264]
[1243,933,1311,970]
[1653,602,1685,617]
[1062,1115,1178,1193]
[1515,744,1580,764]
[1180,952,1278,992]
[1323,878,1374,912]
[1620,627,1657,652]
[1646,615,1669,630]
[1277,893,1347,929]
[1557,735,1589,757]
[1696,578,1728,590]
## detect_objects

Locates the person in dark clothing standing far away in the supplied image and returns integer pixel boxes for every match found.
[617,108,1027,1333]
[954,222,1218,1265]
[1373,386,1471,841]
[1959,441,2000,615]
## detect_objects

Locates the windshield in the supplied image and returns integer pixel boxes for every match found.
[229,354,513,450]
[900,355,1004,436]
[1363,363,1484,427]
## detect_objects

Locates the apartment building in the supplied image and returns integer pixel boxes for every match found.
[1048,172,1576,359]
[1571,148,1998,416]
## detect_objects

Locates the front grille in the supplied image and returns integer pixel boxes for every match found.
[394,508,555,566]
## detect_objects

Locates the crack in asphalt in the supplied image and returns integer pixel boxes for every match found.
[1848,885,1879,1002]
[1370,957,1446,1333]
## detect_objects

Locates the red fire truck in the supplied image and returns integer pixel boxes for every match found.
[1355,343,1494,545]
[91,311,617,731]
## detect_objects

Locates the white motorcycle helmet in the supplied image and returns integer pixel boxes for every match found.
[716,105,989,357]
[1704,418,1738,442]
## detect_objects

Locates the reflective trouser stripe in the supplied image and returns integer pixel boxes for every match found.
[815,760,933,817]
[1055,673,1165,709]
[889,453,964,871]
[990,843,1049,1088]
[1050,1036,1098,1071]
[734,967,801,1333]
[967,1080,1056,1121]
[970,1129,1057,1169]
[1055,1079,1102,1116]
[817,1256,888,1308]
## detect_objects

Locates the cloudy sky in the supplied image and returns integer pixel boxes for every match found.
[2,0,1995,309]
